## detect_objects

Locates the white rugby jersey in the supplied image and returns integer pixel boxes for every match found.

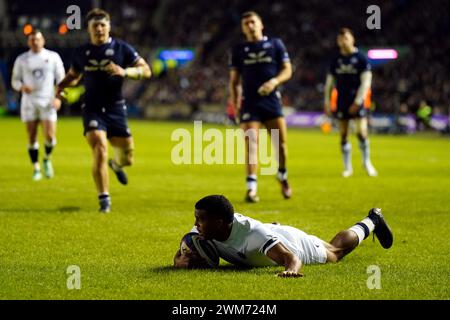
[191,213,316,267]
[11,48,65,99]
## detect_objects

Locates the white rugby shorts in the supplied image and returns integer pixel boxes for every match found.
[20,95,57,122]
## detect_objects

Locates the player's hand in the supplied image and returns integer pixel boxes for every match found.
[257,78,279,96]
[185,250,209,268]
[174,250,191,268]
[277,271,304,278]
[349,103,359,115]
[174,250,209,269]
[104,61,125,77]
[231,106,241,125]
[51,97,62,111]
[234,108,241,125]
[227,101,241,125]
[21,85,33,94]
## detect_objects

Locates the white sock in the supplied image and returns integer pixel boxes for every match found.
[341,142,352,171]
[246,175,257,192]
[277,169,288,181]
[359,138,370,166]
[348,217,375,244]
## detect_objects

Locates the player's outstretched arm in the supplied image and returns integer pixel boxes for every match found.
[257,61,292,96]
[130,58,152,79]
[11,59,33,94]
[324,74,336,116]
[105,58,151,80]
[349,71,372,115]
[229,69,242,120]
[266,242,303,278]
[58,67,82,88]
[274,61,293,85]
[56,68,82,97]
[354,70,372,106]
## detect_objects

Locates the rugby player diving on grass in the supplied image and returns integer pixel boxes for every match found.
[174,195,393,277]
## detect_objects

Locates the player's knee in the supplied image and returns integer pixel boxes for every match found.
[94,143,108,162]
[325,249,340,263]
[44,133,54,143]
[356,132,367,142]
[45,138,57,147]
[124,151,134,166]
[244,128,259,143]
[116,148,134,166]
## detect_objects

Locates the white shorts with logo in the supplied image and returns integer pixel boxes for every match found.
[20,95,57,123]
[297,234,328,265]
[266,224,328,265]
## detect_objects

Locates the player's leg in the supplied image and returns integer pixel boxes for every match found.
[339,119,353,177]
[26,120,42,181]
[104,106,133,185]
[108,136,134,185]
[355,117,377,177]
[241,121,260,202]
[264,116,292,199]
[22,98,42,180]
[323,208,393,262]
[86,130,111,213]
[41,120,57,178]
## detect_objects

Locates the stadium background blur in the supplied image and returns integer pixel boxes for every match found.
[0,0,449,133]
[1,0,449,301]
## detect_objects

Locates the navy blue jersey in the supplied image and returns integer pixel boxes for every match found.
[229,36,290,109]
[72,38,140,109]
[329,49,371,109]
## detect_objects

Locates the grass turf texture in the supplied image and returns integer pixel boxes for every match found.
[0,117,449,300]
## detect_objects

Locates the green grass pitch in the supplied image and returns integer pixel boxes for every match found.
[0,117,449,299]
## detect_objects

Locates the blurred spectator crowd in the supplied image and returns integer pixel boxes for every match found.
[2,0,449,116]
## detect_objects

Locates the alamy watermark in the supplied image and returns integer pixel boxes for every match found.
[66,4,381,31]
[367,5,381,30]
[66,5,81,30]
[171,121,279,175]
[66,265,81,290]
[366,265,381,289]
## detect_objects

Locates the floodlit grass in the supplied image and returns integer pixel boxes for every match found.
[0,117,449,299]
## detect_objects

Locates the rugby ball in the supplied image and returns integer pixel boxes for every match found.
[180,232,220,267]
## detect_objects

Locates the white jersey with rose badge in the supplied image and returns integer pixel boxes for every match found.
[11,48,65,122]
[191,213,327,267]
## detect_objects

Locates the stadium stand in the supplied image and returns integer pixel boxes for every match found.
[0,0,449,122]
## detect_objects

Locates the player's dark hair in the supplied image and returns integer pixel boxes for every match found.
[338,27,354,37]
[86,8,110,22]
[27,29,43,38]
[241,11,262,21]
[195,195,234,224]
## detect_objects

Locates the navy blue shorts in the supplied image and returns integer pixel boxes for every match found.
[240,105,283,123]
[82,102,131,138]
[333,104,368,120]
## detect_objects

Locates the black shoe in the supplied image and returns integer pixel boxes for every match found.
[99,198,111,213]
[108,159,128,185]
[245,190,260,203]
[368,208,393,249]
